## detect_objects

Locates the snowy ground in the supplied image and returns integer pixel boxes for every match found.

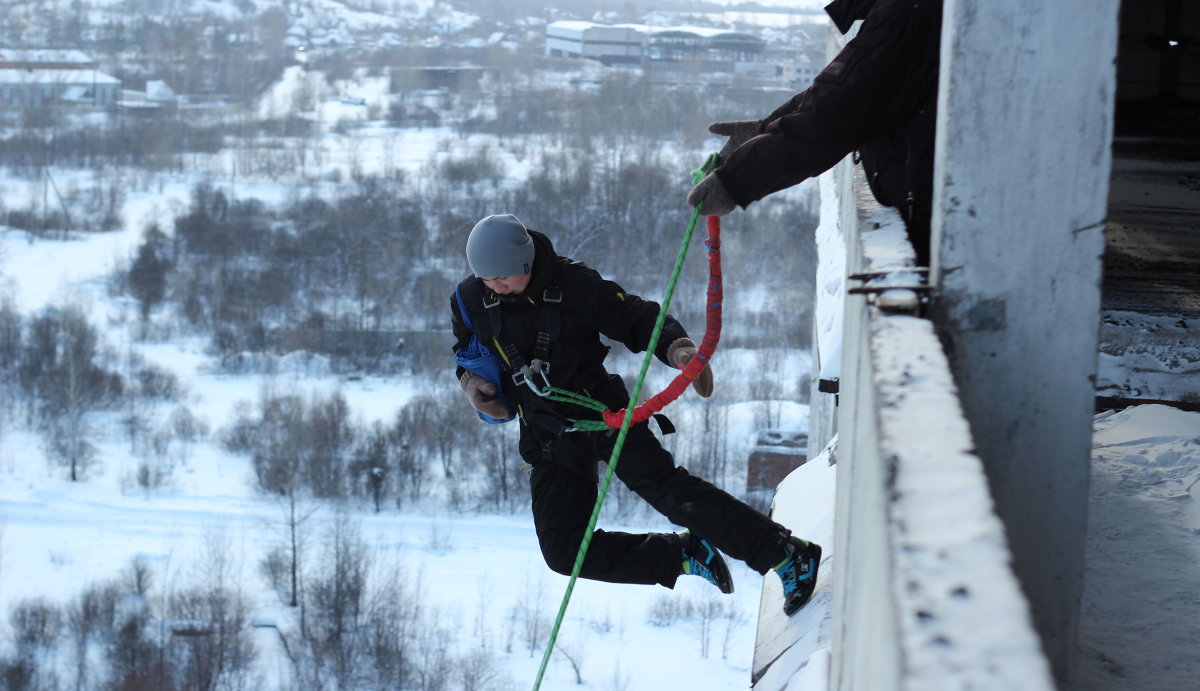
[0,422,773,689]
[1077,404,1200,689]
[0,210,804,689]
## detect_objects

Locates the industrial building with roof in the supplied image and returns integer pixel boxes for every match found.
[545,20,765,67]
[544,20,820,87]
[0,48,120,108]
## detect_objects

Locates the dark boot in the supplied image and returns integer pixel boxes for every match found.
[774,536,821,615]
[679,531,734,594]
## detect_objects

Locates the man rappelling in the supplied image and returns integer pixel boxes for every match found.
[450,213,821,615]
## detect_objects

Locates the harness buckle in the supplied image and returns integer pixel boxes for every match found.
[512,359,553,396]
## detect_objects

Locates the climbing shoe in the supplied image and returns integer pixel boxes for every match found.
[774,536,821,615]
[680,531,734,594]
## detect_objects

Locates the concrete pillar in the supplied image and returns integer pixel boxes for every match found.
[932,0,1120,684]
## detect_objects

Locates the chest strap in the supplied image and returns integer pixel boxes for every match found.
[485,287,562,395]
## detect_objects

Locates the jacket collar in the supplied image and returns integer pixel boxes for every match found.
[523,230,560,297]
[825,0,878,34]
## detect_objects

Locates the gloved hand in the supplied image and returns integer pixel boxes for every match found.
[687,173,737,217]
[667,337,714,398]
[459,371,512,419]
[708,119,762,161]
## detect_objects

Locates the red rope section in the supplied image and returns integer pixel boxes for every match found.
[602,215,723,428]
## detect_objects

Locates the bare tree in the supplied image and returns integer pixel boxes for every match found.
[21,305,120,481]
[693,590,742,660]
[168,405,209,465]
[66,581,116,691]
[473,422,525,511]
[165,531,257,691]
[276,492,317,609]
[361,560,424,689]
[294,513,371,690]
[129,223,171,323]
[555,640,587,686]
[515,568,549,657]
[0,296,20,419]
[54,318,94,476]
[7,597,63,689]
[426,396,462,479]
[303,391,354,499]
[351,422,390,512]
[750,349,785,430]
[390,403,427,505]
[458,647,508,689]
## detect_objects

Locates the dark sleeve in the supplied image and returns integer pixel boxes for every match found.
[717,7,928,207]
[578,270,688,365]
[450,290,471,380]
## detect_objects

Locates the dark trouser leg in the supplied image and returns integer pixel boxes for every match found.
[604,423,789,575]
[529,460,682,587]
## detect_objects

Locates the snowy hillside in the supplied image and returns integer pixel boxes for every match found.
[0,194,812,690]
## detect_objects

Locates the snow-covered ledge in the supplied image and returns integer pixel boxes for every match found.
[827,168,1055,690]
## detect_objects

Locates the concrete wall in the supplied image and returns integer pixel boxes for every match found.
[931,1,1119,682]
[829,166,1054,691]
[807,170,847,457]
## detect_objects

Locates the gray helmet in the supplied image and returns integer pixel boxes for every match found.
[466,214,535,277]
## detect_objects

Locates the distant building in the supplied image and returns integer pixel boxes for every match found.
[643,26,765,67]
[546,21,792,77]
[0,48,120,108]
[0,48,94,70]
[746,429,809,492]
[545,21,643,65]
[117,79,177,113]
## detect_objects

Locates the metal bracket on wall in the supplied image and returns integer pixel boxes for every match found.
[847,268,934,316]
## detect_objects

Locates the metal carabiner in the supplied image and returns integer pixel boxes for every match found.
[513,359,553,397]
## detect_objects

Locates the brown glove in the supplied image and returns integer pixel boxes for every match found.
[708,119,763,162]
[687,173,737,217]
[667,337,714,398]
[459,371,512,419]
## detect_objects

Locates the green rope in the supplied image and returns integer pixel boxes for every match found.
[543,386,608,413]
[531,154,718,690]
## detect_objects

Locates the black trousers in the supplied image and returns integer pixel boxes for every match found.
[527,420,789,587]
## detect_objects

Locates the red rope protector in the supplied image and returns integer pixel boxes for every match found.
[603,215,723,428]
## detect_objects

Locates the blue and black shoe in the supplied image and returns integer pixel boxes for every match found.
[774,536,821,615]
[680,531,734,594]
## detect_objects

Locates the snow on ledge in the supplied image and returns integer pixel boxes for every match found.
[856,193,1053,689]
[872,313,1055,689]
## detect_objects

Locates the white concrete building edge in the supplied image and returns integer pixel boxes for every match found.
[932,1,1119,681]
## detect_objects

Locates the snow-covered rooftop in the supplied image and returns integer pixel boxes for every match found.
[0,68,120,85]
[547,20,764,43]
[0,48,93,65]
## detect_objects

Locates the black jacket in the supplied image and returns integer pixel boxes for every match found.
[451,231,687,451]
[717,0,942,262]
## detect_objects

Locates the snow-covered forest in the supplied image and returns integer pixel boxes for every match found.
[1,1,824,689]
